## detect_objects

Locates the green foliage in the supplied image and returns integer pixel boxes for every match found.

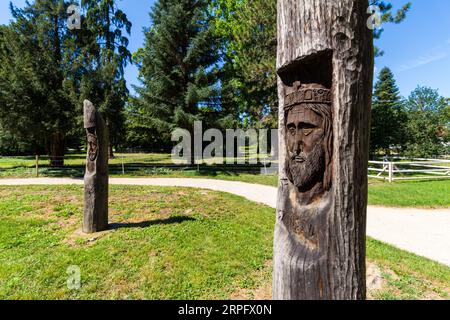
[403,86,449,157]
[0,0,132,158]
[370,70,448,158]
[128,0,221,150]
[213,0,410,129]
[213,0,277,128]
[0,1,79,154]
[0,126,33,155]
[79,0,132,154]
[370,67,406,155]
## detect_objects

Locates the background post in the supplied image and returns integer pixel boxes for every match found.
[83,100,109,234]
[35,154,39,178]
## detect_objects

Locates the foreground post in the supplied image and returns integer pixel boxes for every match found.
[83,100,109,234]
[273,0,373,300]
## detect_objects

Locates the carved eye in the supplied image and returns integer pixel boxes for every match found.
[298,123,317,136]
[288,126,296,136]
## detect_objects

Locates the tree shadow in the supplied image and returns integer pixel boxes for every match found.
[109,216,196,230]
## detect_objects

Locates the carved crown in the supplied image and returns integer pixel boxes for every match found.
[284,82,332,110]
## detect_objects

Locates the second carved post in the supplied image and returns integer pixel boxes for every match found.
[83,100,109,234]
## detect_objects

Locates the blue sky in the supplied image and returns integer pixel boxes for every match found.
[1,0,449,98]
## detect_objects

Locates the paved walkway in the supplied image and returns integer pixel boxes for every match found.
[1,178,449,266]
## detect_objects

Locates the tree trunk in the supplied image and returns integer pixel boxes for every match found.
[273,0,373,300]
[109,141,115,159]
[49,131,65,167]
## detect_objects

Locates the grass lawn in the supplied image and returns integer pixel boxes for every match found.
[1,153,449,208]
[368,179,450,208]
[0,185,448,300]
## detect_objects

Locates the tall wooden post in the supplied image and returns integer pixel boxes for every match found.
[273,0,374,300]
[35,154,39,178]
[83,100,109,234]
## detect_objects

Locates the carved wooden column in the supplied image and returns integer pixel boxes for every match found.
[83,100,109,234]
[273,0,374,300]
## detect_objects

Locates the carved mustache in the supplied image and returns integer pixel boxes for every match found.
[290,154,307,163]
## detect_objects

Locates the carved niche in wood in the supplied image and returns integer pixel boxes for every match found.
[84,101,99,173]
[87,131,98,162]
[284,81,333,201]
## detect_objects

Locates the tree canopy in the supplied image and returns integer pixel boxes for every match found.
[404,86,449,157]
[0,0,78,163]
[0,0,132,161]
[129,0,221,151]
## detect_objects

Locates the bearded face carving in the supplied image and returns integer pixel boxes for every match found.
[87,130,98,162]
[284,83,333,194]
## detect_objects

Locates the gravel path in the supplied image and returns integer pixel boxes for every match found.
[1,177,449,266]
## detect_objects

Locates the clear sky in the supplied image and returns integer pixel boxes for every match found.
[1,0,449,98]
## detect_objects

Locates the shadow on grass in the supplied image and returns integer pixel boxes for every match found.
[109,216,196,230]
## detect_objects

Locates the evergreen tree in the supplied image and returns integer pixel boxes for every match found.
[213,0,410,127]
[130,0,220,156]
[370,67,406,156]
[0,1,78,165]
[80,0,132,158]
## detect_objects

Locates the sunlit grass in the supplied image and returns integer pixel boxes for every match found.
[0,185,448,300]
[1,153,449,208]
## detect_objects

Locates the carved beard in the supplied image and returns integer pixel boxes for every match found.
[286,142,325,193]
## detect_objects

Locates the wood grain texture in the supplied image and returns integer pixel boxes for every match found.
[83,100,109,234]
[274,0,373,300]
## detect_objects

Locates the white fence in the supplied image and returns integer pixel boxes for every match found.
[368,159,450,182]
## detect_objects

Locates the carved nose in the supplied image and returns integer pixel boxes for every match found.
[293,138,302,154]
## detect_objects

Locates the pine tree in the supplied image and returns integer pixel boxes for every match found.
[130,0,220,157]
[0,1,78,165]
[80,0,132,158]
[370,67,406,156]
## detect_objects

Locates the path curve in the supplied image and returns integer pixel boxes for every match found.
[1,178,449,267]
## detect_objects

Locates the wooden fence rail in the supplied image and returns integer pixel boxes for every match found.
[368,159,450,182]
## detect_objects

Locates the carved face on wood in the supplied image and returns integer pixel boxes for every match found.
[86,130,98,162]
[286,106,325,192]
[284,84,333,193]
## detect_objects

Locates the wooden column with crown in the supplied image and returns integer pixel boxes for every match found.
[273,0,374,300]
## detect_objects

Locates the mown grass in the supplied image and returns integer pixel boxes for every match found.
[367,239,450,300]
[1,153,449,208]
[0,185,448,300]
[368,179,450,208]
[0,185,274,299]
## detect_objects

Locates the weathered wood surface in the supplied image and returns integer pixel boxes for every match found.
[273,0,374,300]
[83,100,109,234]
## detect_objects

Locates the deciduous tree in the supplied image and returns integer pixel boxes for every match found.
[404,86,449,157]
